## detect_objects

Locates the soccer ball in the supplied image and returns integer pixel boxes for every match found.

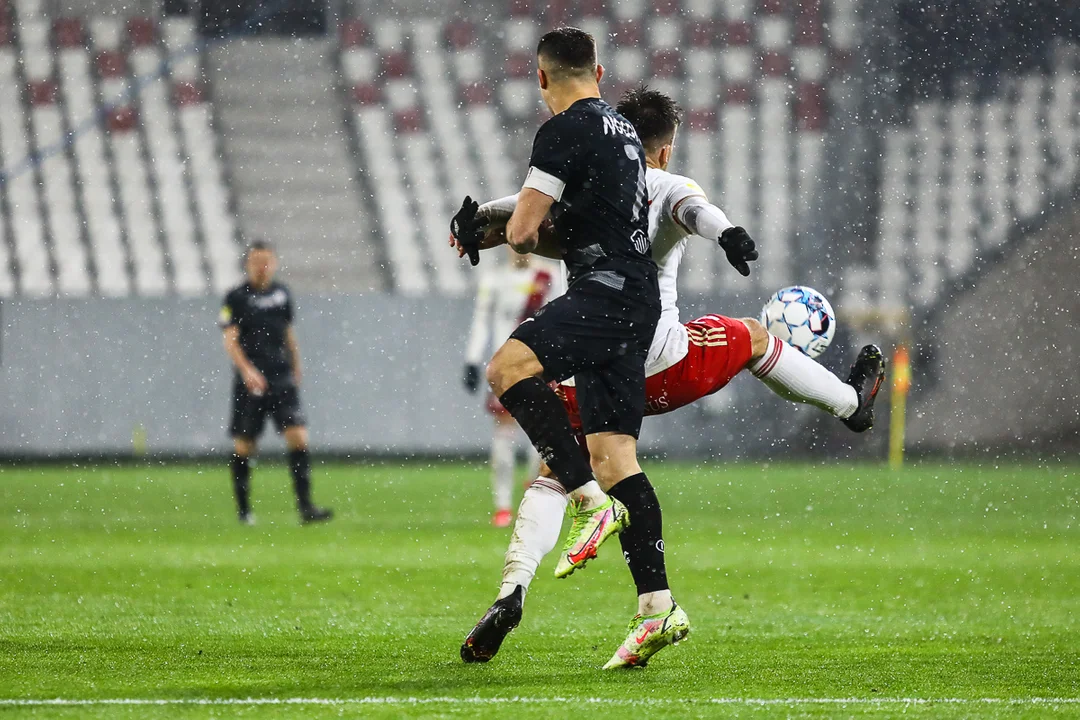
[760,286,836,359]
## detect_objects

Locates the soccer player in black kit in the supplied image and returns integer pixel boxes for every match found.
[452,27,689,668]
[220,241,332,525]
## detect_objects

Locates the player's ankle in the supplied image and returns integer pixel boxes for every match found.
[569,480,607,511]
[497,581,527,602]
[638,590,673,616]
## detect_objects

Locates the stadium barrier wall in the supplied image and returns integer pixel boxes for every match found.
[0,292,874,460]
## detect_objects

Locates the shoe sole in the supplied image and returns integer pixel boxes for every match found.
[554,504,631,579]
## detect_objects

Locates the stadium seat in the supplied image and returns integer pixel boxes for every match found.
[55,16,130,297]
[0,49,52,296]
[129,16,206,296]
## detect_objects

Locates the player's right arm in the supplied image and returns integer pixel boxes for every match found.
[667,176,758,277]
[507,114,581,255]
[220,294,268,396]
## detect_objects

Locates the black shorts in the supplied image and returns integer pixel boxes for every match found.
[229,379,306,439]
[510,274,660,438]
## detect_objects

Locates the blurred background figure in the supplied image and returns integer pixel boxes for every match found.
[463,248,555,527]
[220,241,332,525]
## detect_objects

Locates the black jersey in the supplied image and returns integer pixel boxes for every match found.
[525,97,657,299]
[220,281,295,385]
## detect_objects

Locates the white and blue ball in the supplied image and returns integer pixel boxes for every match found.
[760,286,836,359]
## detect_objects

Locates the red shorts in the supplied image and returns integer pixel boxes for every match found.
[556,314,754,430]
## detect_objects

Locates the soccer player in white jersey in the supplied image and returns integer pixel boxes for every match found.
[463,248,555,527]
[458,86,885,668]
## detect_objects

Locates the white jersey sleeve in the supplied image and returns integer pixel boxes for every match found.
[659,173,708,233]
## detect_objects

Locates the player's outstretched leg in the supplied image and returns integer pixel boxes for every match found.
[461,585,524,663]
[745,319,884,432]
[841,345,886,432]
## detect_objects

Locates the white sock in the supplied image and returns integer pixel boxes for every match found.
[491,422,515,511]
[749,335,859,418]
[523,444,541,483]
[638,589,674,616]
[568,479,607,511]
[498,476,568,599]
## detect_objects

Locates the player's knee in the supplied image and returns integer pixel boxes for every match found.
[486,340,542,396]
[741,317,771,359]
[233,437,255,457]
[284,426,308,451]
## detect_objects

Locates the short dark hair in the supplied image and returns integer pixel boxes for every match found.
[246,239,275,255]
[616,85,683,153]
[536,27,596,81]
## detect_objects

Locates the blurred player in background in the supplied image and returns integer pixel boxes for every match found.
[463,248,554,527]
[220,240,333,526]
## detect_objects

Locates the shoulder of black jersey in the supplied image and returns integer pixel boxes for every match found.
[224,283,248,303]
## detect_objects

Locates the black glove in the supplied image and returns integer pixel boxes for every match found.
[718,226,758,277]
[450,195,488,267]
[463,364,481,393]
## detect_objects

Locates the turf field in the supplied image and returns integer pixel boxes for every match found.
[1,460,1077,719]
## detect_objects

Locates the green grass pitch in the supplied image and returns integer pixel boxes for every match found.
[1,460,1078,718]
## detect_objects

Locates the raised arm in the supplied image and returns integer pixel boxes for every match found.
[674,196,759,277]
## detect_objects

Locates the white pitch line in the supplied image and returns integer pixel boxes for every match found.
[1,697,1080,707]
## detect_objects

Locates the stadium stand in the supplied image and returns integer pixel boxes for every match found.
[0,0,1075,308]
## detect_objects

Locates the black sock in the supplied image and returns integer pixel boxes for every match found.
[230,454,250,516]
[497,377,593,492]
[289,449,313,510]
[608,473,669,596]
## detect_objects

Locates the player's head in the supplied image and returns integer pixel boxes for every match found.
[616,85,683,170]
[535,27,603,112]
[245,239,278,288]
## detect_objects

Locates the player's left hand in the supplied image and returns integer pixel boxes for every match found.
[718,226,758,277]
[450,196,488,267]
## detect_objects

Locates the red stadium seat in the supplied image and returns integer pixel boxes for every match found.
[506,51,533,78]
[445,20,474,49]
[351,82,381,105]
[127,17,155,47]
[106,106,138,132]
[340,18,370,47]
[688,19,720,47]
[795,81,827,131]
[687,108,717,132]
[28,80,57,106]
[96,50,127,77]
[726,20,753,46]
[762,51,790,76]
[612,19,643,46]
[53,18,84,48]
[794,0,824,45]
[173,80,205,106]
[394,107,424,133]
[651,49,683,77]
[726,83,752,104]
[460,82,492,105]
[380,51,411,79]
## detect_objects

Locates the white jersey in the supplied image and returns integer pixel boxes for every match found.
[643,167,723,376]
[465,262,558,365]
